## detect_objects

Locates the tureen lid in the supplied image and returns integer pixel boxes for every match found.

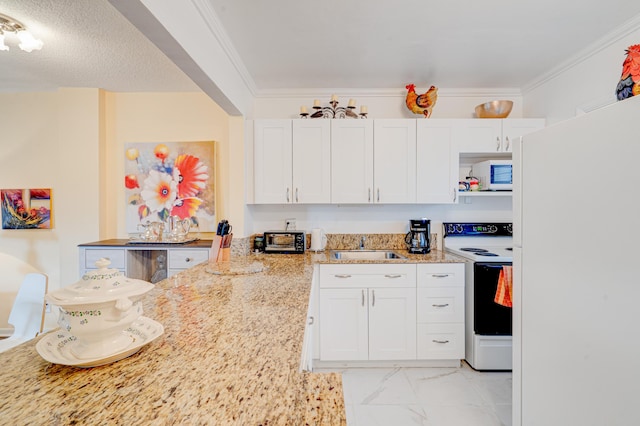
[46,258,154,306]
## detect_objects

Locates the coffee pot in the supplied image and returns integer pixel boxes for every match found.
[405,219,431,254]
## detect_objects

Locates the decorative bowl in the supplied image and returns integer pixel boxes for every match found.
[475,100,513,118]
[45,258,154,360]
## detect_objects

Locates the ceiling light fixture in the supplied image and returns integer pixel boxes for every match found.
[0,13,43,52]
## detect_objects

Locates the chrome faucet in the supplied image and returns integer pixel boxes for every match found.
[359,235,366,250]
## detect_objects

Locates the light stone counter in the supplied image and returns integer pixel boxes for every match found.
[0,248,465,425]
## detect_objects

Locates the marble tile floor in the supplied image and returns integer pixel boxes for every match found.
[324,362,512,426]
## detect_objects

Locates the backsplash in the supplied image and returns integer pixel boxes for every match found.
[249,233,439,252]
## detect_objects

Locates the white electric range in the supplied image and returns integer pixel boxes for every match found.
[443,223,513,371]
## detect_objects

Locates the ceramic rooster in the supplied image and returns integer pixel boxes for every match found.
[405,84,438,118]
[616,44,640,101]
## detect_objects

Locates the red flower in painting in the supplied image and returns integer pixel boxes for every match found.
[125,174,139,189]
[173,154,208,198]
[171,197,203,219]
[621,44,640,82]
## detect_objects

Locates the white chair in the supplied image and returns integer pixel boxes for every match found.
[0,273,48,353]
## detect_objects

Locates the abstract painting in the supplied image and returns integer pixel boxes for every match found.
[124,141,216,234]
[1,188,52,229]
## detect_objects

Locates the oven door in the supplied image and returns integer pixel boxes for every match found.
[474,262,512,335]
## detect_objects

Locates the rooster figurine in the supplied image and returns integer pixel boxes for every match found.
[616,44,640,101]
[405,84,438,118]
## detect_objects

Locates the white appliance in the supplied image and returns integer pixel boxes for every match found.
[471,159,513,191]
[512,96,640,426]
[443,223,513,371]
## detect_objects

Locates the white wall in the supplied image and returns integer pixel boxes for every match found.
[523,16,640,123]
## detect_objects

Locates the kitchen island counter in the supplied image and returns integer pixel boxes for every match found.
[0,254,344,425]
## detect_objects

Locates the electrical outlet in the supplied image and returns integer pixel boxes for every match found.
[45,303,51,313]
[285,218,296,230]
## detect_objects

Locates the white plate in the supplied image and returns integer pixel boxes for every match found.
[36,316,164,368]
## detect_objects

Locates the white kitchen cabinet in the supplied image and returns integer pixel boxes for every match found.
[81,248,126,274]
[416,119,459,204]
[416,263,465,360]
[253,120,292,203]
[373,119,416,203]
[167,248,210,277]
[253,119,331,204]
[330,120,374,203]
[456,118,545,153]
[318,264,417,361]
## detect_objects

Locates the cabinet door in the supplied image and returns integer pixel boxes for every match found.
[292,120,331,203]
[373,119,416,203]
[319,288,368,361]
[501,119,545,152]
[254,120,292,203]
[368,287,417,360]
[331,120,374,203]
[455,119,502,153]
[416,119,458,204]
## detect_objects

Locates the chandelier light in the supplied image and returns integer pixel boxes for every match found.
[0,13,43,52]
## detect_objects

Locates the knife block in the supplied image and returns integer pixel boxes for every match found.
[210,234,232,263]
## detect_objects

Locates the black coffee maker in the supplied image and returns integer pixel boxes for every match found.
[405,219,431,254]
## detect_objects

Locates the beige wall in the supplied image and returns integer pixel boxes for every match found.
[0,89,245,330]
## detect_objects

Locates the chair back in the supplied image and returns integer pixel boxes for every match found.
[7,273,48,339]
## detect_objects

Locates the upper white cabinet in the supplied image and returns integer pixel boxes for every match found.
[416,119,459,204]
[254,120,292,203]
[331,120,374,203]
[373,119,417,203]
[254,119,330,204]
[456,118,545,153]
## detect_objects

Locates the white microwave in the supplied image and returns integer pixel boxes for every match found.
[472,160,513,191]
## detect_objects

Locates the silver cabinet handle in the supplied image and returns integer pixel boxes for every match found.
[368,188,371,202]
[371,289,375,306]
[295,188,299,202]
[334,274,352,278]
[361,289,365,306]
[308,316,314,325]
[432,339,449,344]
[384,274,402,278]
[377,188,380,202]
[432,303,449,308]
[185,257,192,263]
[286,187,290,202]
[496,136,501,151]
[505,136,511,151]
[432,274,449,278]
[452,188,457,202]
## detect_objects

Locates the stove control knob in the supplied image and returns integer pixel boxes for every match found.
[489,225,497,233]
[506,224,513,234]
[456,225,463,233]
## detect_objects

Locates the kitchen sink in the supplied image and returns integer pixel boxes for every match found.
[330,250,407,260]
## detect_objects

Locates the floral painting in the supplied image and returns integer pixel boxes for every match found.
[1,188,52,229]
[124,142,215,234]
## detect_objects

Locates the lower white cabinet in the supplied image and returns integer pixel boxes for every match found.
[167,249,210,277]
[318,264,417,361]
[416,263,465,359]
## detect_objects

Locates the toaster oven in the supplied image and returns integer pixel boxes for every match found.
[263,231,306,254]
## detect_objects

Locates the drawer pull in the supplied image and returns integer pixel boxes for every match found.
[431,274,450,278]
[335,274,352,278]
[432,303,450,308]
[384,274,402,279]
[371,289,375,307]
[308,316,314,325]
[432,339,450,344]
[185,257,193,263]
[361,290,365,306]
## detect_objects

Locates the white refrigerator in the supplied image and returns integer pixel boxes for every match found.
[512,95,640,426]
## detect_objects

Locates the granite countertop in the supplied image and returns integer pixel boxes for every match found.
[0,248,465,424]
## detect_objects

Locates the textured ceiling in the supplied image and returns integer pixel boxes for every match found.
[0,0,198,93]
[1,0,639,94]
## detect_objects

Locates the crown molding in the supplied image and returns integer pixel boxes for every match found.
[254,87,523,99]
[190,0,258,96]
[522,13,640,94]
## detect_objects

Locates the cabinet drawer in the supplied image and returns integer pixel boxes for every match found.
[417,323,464,360]
[417,287,464,323]
[168,249,209,269]
[319,264,416,288]
[417,263,464,287]
[84,249,126,270]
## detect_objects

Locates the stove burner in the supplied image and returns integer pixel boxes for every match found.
[460,248,489,253]
[475,252,499,257]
